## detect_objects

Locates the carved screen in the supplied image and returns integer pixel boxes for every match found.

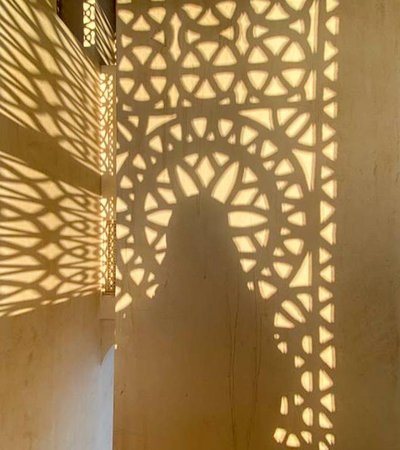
[116,1,339,449]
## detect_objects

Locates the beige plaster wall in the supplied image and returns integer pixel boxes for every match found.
[335,1,400,448]
[0,1,113,449]
[114,0,400,449]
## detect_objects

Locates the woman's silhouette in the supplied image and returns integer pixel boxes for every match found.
[127,195,289,450]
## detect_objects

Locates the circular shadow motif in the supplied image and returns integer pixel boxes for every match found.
[120,114,310,302]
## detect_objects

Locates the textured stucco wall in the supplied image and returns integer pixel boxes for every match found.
[335,1,400,449]
[0,2,113,449]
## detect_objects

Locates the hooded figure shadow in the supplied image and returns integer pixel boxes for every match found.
[130,195,290,450]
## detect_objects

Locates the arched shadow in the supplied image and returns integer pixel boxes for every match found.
[115,1,339,449]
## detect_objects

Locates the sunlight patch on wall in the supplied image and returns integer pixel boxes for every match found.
[0,151,100,317]
[0,0,100,173]
[100,69,117,296]
[0,1,103,316]
[116,0,339,447]
[84,0,116,65]
[83,0,96,47]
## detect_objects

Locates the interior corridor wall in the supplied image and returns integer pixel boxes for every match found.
[115,1,400,449]
[0,2,113,449]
